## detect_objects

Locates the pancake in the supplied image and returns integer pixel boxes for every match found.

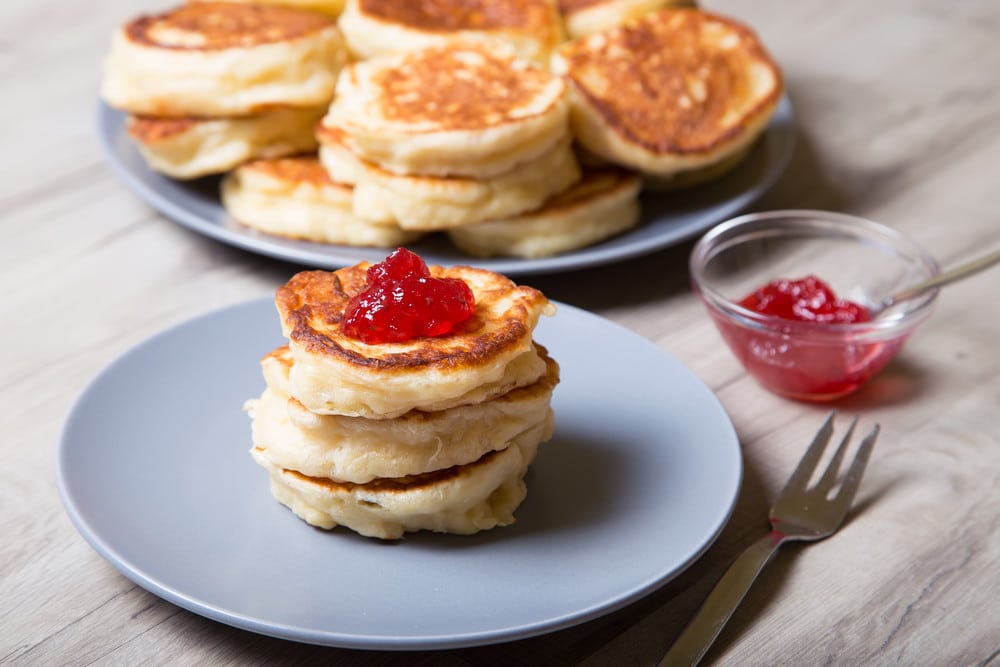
[558,0,695,39]
[448,164,642,258]
[251,420,546,538]
[276,263,554,418]
[318,42,569,178]
[101,3,346,117]
[221,155,423,247]
[126,107,324,179]
[246,344,558,482]
[337,0,564,63]
[317,128,580,230]
[187,0,346,18]
[551,8,782,182]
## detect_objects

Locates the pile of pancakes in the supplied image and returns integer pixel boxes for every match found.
[244,260,559,539]
[101,0,782,258]
[101,3,347,179]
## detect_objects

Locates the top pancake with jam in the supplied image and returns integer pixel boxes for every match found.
[275,261,555,418]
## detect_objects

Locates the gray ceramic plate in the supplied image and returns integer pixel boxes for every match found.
[97,98,794,276]
[57,298,742,649]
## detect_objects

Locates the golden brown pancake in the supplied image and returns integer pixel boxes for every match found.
[448,164,642,258]
[251,418,548,538]
[318,42,570,178]
[101,3,346,116]
[551,8,782,181]
[275,262,555,418]
[338,0,564,62]
[126,107,324,179]
[221,155,423,246]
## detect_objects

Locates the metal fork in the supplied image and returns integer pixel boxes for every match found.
[660,412,880,666]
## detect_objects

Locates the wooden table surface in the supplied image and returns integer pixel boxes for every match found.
[3,1,999,665]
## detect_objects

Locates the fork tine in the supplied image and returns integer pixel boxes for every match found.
[830,424,880,509]
[814,416,859,494]
[780,411,836,494]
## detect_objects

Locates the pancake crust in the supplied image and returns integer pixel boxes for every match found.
[338,0,564,62]
[221,155,423,246]
[551,8,782,179]
[187,0,346,18]
[319,43,569,178]
[558,0,696,39]
[102,3,346,116]
[276,263,555,417]
[372,48,549,131]
[246,344,558,482]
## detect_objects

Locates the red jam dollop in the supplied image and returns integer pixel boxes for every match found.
[342,248,475,344]
[738,275,871,324]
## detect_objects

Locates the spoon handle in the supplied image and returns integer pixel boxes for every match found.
[887,247,1000,306]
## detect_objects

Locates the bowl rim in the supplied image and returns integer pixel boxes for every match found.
[689,209,942,338]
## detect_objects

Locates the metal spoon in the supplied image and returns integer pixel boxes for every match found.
[874,247,1000,315]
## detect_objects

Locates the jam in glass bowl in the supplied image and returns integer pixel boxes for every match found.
[690,210,941,401]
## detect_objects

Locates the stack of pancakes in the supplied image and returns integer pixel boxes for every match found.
[101,2,347,180]
[311,41,647,257]
[245,261,559,539]
[101,2,782,258]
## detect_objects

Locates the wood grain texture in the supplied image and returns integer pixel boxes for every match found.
[2,0,999,665]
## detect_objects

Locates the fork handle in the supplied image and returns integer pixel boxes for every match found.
[659,530,786,667]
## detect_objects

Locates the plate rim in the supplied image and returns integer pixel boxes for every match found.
[56,296,743,650]
[96,97,795,276]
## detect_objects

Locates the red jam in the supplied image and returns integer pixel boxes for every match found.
[710,276,905,401]
[342,248,475,344]
[738,275,871,323]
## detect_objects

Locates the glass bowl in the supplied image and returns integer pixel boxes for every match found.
[690,210,940,401]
